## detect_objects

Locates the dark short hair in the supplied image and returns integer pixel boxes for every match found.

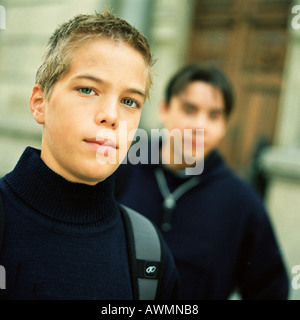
[165,64,234,117]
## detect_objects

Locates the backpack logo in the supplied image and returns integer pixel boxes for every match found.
[146,266,156,274]
[144,262,158,278]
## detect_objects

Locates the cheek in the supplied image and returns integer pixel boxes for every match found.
[209,123,226,141]
[46,110,73,138]
[164,114,185,131]
[121,116,141,147]
[45,108,79,145]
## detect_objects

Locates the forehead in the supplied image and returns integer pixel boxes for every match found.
[64,38,148,91]
[166,83,224,118]
[180,81,224,103]
[170,82,224,113]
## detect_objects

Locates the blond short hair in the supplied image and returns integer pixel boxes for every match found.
[35,10,154,99]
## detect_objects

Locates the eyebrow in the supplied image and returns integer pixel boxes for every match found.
[181,100,198,109]
[180,98,224,112]
[178,98,198,111]
[72,74,146,99]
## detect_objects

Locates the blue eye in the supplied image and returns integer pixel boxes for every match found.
[78,87,95,95]
[121,98,140,109]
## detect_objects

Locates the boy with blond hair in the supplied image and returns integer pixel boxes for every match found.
[0,10,179,300]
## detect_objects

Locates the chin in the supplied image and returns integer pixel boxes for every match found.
[80,174,109,185]
[74,166,115,185]
[97,165,119,180]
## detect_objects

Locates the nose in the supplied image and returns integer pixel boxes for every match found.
[95,96,118,128]
[194,114,207,130]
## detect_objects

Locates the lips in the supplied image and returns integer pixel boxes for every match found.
[85,137,117,148]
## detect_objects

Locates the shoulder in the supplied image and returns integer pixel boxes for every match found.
[222,171,275,233]
[206,153,264,205]
[203,154,268,220]
[0,177,11,204]
[120,205,179,300]
[223,169,264,206]
[114,161,156,198]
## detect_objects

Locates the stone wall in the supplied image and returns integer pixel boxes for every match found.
[260,0,300,300]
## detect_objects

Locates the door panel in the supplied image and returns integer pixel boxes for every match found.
[187,0,292,178]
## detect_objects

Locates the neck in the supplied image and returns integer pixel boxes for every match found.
[5,147,118,225]
[160,141,203,172]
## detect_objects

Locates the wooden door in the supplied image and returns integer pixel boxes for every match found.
[186,0,292,179]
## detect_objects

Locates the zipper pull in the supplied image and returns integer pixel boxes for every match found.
[161,195,176,232]
[163,194,176,210]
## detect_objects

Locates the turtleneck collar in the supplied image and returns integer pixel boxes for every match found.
[160,149,227,180]
[4,147,118,226]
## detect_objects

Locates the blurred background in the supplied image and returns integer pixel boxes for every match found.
[0,0,300,299]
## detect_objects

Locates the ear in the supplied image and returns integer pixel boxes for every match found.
[30,84,46,124]
[158,100,168,124]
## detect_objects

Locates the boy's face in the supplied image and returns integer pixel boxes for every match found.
[30,38,147,185]
[159,81,227,167]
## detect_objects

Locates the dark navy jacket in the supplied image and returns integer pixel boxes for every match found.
[116,148,289,300]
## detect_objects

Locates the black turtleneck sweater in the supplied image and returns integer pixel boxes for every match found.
[0,147,178,300]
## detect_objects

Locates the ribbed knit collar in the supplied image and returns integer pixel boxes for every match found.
[4,147,118,226]
[160,149,227,177]
[156,150,228,193]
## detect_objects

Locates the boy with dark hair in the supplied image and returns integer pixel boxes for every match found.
[116,64,289,300]
[0,10,179,300]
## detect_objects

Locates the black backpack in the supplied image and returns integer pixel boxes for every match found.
[0,191,165,300]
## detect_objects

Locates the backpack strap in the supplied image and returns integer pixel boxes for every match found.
[0,190,4,254]
[120,204,165,300]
